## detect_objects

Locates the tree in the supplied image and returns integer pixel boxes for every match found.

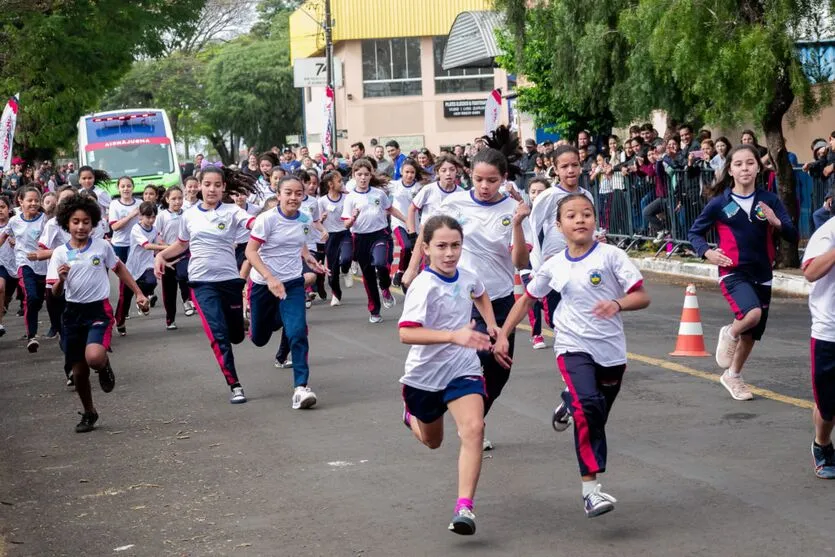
[0,0,205,158]
[161,0,260,56]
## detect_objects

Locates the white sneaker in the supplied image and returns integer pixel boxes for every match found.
[274,357,293,369]
[584,484,617,518]
[183,300,196,317]
[305,299,313,309]
[136,302,150,316]
[166,323,178,330]
[330,296,341,307]
[344,272,354,289]
[292,386,317,409]
[369,315,383,324]
[381,289,396,309]
[720,370,754,401]
[482,438,494,451]
[351,261,360,276]
[230,386,247,404]
[715,325,739,369]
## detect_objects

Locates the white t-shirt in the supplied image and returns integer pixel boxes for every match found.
[803,217,835,342]
[318,193,347,234]
[412,182,462,222]
[398,267,485,391]
[178,202,255,282]
[525,242,643,366]
[81,186,112,219]
[46,238,119,303]
[155,209,184,245]
[248,176,273,207]
[249,207,311,284]
[183,198,198,211]
[126,224,157,279]
[0,222,16,275]
[234,202,260,244]
[108,199,140,247]
[5,213,47,274]
[341,187,391,234]
[731,192,755,216]
[389,180,424,230]
[299,195,322,247]
[38,217,70,250]
[529,185,595,269]
[441,190,521,301]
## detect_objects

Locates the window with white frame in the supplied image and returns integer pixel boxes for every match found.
[432,36,494,94]
[361,38,422,98]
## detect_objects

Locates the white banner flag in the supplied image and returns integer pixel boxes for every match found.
[322,86,334,158]
[484,89,502,135]
[0,94,19,171]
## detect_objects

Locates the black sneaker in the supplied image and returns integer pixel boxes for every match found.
[27,338,39,353]
[16,306,24,317]
[149,294,158,308]
[96,361,115,393]
[75,411,99,433]
[117,325,126,337]
[392,271,403,288]
[66,375,75,388]
[44,328,58,340]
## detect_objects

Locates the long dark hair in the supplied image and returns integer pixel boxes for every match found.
[197,166,258,204]
[475,125,522,180]
[77,166,110,186]
[704,144,763,199]
[352,158,389,189]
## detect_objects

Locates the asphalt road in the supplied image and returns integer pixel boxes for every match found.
[0,272,831,557]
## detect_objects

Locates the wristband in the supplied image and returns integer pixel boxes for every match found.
[613,299,622,312]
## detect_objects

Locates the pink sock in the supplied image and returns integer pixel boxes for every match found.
[455,497,473,512]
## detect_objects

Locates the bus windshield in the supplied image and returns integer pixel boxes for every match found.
[87,142,174,177]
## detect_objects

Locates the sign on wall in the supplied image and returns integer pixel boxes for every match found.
[443,99,487,118]
[293,58,344,88]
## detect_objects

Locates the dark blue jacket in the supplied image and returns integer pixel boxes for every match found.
[688,188,798,282]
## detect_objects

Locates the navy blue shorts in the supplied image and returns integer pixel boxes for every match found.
[402,375,486,424]
[812,338,835,421]
[719,274,771,341]
[62,300,114,366]
[0,266,14,283]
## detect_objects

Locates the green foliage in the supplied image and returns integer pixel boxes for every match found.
[0,0,205,157]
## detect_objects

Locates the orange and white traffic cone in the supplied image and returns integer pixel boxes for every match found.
[670,284,710,357]
[513,272,524,301]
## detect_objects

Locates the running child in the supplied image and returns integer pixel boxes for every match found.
[155,186,195,329]
[520,178,550,349]
[389,158,426,288]
[154,166,258,404]
[496,192,650,517]
[318,170,353,305]
[183,176,200,210]
[399,214,507,535]
[0,195,17,338]
[116,202,166,336]
[245,175,328,409]
[341,159,407,323]
[0,186,48,352]
[405,154,463,241]
[109,176,140,263]
[143,184,165,207]
[802,216,835,478]
[47,193,149,433]
[688,144,797,401]
[77,166,112,219]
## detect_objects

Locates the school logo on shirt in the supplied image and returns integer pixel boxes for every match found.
[500,214,513,227]
[373,198,381,206]
[469,285,477,299]
[754,205,767,221]
[91,256,101,266]
[303,225,310,235]
[217,222,226,230]
[589,269,603,287]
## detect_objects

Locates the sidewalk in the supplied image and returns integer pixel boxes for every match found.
[630,256,810,297]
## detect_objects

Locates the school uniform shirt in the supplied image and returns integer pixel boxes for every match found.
[398,267,485,391]
[155,209,184,245]
[411,182,462,222]
[688,188,798,284]
[441,190,521,301]
[525,242,643,367]
[803,217,835,342]
[249,207,311,284]
[178,202,255,282]
[341,187,391,234]
[183,199,198,211]
[38,217,70,250]
[108,199,140,247]
[299,195,322,248]
[92,218,108,240]
[46,238,119,303]
[234,202,260,245]
[528,185,595,270]
[126,224,157,279]
[248,176,273,206]
[84,186,112,218]
[318,193,347,234]
[389,180,424,230]
[6,213,48,275]
[0,222,16,275]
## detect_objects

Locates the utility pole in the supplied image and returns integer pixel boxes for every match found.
[324,0,336,155]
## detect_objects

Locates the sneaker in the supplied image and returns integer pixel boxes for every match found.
[392,271,403,288]
[330,296,341,307]
[584,484,617,518]
[652,230,669,244]
[715,325,739,369]
[317,284,327,300]
[305,299,313,309]
[16,306,23,317]
[75,411,99,433]
[482,438,494,451]
[0,324,5,337]
[136,302,150,316]
[344,272,354,289]
[96,360,115,393]
[274,357,293,369]
[117,325,127,337]
[812,443,835,479]
[292,386,317,409]
[381,289,396,310]
[27,338,39,353]
[552,401,573,432]
[719,370,753,401]
[66,375,75,388]
[532,335,546,350]
[369,314,383,324]
[448,507,476,535]
[183,300,196,317]
[351,261,360,276]
[166,323,178,330]
[44,328,58,340]
[230,386,247,404]
[149,294,158,308]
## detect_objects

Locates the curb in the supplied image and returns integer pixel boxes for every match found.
[630,257,810,297]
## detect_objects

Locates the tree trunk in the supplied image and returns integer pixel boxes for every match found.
[761,68,800,268]
[209,133,232,165]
